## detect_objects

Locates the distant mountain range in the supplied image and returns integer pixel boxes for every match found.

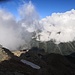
[31,37,75,55]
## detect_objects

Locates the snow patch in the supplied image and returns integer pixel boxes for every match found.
[21,59,40,69]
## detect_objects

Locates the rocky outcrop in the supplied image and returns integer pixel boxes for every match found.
[12,50,27,57]
[0,47,75,75]
[42,53,75,75]
[0,47,11,61]
[20,47,75,75]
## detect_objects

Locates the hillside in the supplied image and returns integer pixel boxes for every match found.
[0,47,75,75]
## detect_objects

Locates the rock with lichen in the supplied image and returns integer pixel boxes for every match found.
[0,46,14,62]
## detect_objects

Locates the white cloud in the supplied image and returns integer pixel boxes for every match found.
[0,9,25,50]
[0,1,75,50]
[19,1,40,32]
[0,1,40,50]
[37,9,75,44]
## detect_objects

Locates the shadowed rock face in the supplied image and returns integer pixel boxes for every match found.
[20,47,47,69]
[42,53,75,75]
[32,40,75,55]
[0,47,75,75]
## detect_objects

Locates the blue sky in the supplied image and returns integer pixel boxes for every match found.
[0,0,75,18]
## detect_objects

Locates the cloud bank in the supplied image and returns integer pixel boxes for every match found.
[37,9,75,44]
[0,1,75,50]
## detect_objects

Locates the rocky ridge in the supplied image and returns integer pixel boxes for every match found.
[0,47,75,75]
